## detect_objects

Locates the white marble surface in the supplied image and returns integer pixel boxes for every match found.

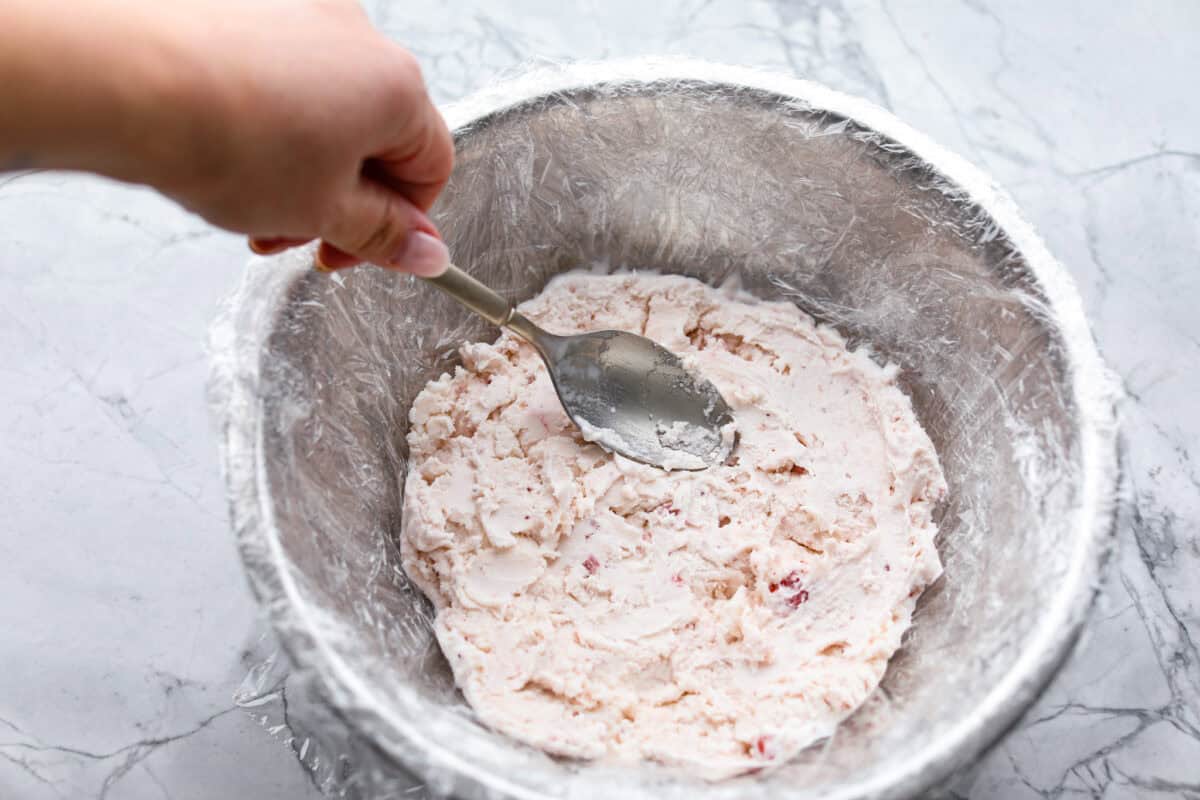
[1,1,1197,798]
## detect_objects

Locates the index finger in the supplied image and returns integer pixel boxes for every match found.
[370,51,455,212]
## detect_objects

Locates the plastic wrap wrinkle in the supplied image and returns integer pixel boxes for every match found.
[209,58,1120,800]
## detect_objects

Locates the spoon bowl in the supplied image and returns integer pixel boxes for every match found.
[428,263,735,470]
[528,326,735,470]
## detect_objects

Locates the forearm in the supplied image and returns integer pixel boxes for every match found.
[0,0,207,184]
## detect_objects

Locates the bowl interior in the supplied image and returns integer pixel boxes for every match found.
[252,81,1085,798]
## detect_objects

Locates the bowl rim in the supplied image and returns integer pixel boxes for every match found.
[213,57,1121,800]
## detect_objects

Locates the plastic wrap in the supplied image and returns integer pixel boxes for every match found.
[208,58,1120,800]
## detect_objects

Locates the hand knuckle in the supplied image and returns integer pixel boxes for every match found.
[393,48,423,82]
[383,49,425,101]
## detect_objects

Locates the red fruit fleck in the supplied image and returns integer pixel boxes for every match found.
[671,573,684,585]
[779,570,803,589]
[583,555,600,574]
[884,564,891,572]
[755,735,774,758]
[786,589,811,608]
[789,464,808,476]
[768,582,779,593]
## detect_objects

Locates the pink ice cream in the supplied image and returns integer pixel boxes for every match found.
[401,272,946,778]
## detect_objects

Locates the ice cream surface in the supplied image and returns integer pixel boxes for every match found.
[400,272,946,778]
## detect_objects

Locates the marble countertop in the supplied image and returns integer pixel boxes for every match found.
[2,1,1197,798]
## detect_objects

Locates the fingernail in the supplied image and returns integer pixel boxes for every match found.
[390,231,449,277]
[248,238,269,255]
[312,253,334,273]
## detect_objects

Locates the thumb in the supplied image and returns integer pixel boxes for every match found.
[320,179,449,276]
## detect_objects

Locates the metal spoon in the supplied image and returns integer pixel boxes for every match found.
[425,264,735,470]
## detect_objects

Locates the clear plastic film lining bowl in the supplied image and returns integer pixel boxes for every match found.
[208,59,1120,800]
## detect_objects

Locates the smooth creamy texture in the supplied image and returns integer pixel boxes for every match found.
[401,273,946,778]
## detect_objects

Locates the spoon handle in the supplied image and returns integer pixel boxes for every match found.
[424,263,514,327]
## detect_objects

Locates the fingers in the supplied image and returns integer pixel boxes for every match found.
[372,105,454,212]
[248,236,312,255]
[246,44,453,275]
[314,242,361,271]
[371,49,455,212]
[320,177,449,276]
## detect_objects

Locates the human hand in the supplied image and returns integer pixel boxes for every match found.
[144,0,454,274]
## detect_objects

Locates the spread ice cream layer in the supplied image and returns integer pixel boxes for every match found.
[401,272,946,778]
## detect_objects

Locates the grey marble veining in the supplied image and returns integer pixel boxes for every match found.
[1,1,1196,798]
